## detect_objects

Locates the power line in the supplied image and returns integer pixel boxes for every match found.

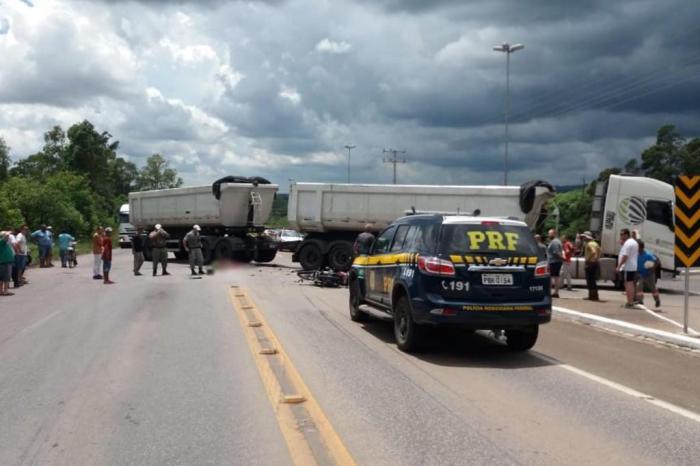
[382,148,406,184]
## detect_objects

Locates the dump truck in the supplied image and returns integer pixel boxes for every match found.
[129,177,278,264]
[288,181,555,271]
[568,174,675,284]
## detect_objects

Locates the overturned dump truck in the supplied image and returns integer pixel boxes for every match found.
[289,181,554,271]
[129,176,279,264]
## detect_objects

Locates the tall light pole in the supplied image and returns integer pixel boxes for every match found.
[344,144,355,183]
[382,148,406,184]
[493,42,524,186]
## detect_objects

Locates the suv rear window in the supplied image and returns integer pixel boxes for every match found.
[439,223,539,256]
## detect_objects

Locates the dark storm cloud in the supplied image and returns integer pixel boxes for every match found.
[2,0,700,187]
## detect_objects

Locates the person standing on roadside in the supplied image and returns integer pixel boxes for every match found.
[13,225,29,287]
[0,231,15,296]
[635,240,661,308]
[582,231,601,301]
[353,224,375,256]
[131,227,145,276]
[150,224,170,276]
[534,234,547,259]
[183,225,205,276]
[31,225,52,268]
[58,230,76,268]
[617,228,639,309]
[92,226,104,280]
[547,229,564,298]
[46,226,55,267]
[561,234,574,291]
[102,227,114,284]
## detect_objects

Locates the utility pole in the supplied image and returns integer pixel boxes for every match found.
[382,148,406,184]
[493,42,524,186]
[344,144,355,183]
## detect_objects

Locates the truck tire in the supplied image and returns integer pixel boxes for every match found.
[143,245,153,262]
[349,279,368,322]
[298,243,324,270]
[254,249,277,263]
[393,296,424,353]
[328,241,354,271]
[174,251,188,261]
[505,326,539,351]
[214,239,233,260]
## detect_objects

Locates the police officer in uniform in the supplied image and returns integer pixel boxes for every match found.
[183,225,205,276]
[353,224,375,256]
[150,224,170,276]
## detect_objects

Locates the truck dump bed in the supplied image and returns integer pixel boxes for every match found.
[129,182,278,228]
[288,183,553,233]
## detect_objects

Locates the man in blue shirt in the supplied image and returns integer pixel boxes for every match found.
[31,225,52,268]
[635,240,661,308]
[58,231,76,268]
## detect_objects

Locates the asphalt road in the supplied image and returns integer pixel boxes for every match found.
[1,250,699,465]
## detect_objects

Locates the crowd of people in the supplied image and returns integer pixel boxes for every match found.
[538,228,660,308]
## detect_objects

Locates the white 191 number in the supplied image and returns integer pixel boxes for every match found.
[441,280,470,292]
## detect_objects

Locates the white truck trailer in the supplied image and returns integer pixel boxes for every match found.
[129,177,279,264]
[569,174,675,284]
[289,181,555,270]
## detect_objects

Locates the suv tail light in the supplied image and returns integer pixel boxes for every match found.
[418,256,456,276]
[534,261,549,277]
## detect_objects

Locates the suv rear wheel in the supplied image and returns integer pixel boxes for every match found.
[349,279,367,322]
[393,296,424,352]
[505,326,539,351]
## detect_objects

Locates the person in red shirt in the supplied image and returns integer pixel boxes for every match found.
[102,227,114,284]
[561,234,574,291]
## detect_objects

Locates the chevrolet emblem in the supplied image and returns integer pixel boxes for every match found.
[489,258,508,266]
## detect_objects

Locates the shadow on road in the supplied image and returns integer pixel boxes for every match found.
[357,316,554,370]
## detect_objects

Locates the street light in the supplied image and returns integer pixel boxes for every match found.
[344,144,356,183]
[493,42,524,186]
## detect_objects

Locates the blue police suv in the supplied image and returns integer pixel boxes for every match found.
[348,214,551,352]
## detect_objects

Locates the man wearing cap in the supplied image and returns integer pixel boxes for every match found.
[582,231,601,301]
[149,224,170,276]
[183,225,205,276]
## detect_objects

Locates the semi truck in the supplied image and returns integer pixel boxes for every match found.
[568,174,675,283]
[288,181,555,271]
[118,203,136,248]
[128,177,279,264]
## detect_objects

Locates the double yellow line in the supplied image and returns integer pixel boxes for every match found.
[229,286,356,466]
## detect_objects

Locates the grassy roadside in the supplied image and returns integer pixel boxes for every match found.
[25,235,117,267]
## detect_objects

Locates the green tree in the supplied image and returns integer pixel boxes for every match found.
[0,137,10,182]
[64,120,119,197]
[543,188,593,238]
[682,137,700,174]
[136,153,183,190]
[9,126,67,179]
[110,157,139,196]
[640,125,686,183]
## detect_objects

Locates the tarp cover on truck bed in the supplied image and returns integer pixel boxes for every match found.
[212,176,272,200]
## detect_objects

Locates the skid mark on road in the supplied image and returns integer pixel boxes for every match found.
[229,286,356,466]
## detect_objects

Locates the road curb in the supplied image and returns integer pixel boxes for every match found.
[553,306,700,351]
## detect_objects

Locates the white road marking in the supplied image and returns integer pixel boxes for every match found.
[637,302,700,335]
[535,352,700,424]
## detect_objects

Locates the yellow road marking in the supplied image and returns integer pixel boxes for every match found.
[229,287,357,466]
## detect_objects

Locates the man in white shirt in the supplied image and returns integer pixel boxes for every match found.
[617,228,639,309]
[12,225,29,287]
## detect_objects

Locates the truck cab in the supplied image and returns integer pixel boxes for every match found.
[577,175,675,283]
[118,203,136,248]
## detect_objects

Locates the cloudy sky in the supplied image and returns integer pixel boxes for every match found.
[1,0,699,190]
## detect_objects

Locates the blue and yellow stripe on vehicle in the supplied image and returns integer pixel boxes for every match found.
[449,255,539,266]
[353,252,419,267]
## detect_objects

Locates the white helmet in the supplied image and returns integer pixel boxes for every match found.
[193,224,201,231]
[155,224,162,230]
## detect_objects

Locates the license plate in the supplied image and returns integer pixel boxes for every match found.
[481,274,513,285]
